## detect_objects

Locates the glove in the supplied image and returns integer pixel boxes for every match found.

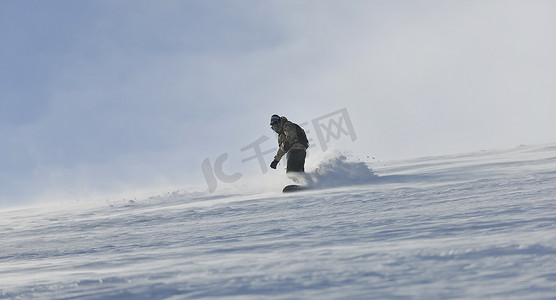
[270,160,279,169]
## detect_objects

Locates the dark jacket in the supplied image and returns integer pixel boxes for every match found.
[274,116,307,161]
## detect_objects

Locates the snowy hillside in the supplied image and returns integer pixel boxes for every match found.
[1,144,555,299]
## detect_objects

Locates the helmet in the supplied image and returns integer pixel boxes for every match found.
[270,115,281,132]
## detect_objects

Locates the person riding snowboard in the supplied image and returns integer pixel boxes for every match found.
[269,114,309,180]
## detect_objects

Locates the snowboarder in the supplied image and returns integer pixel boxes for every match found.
[269,114,309,182]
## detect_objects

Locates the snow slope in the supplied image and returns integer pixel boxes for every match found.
[1,144,555,299]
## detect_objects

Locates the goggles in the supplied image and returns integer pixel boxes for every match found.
[270,120,280,131]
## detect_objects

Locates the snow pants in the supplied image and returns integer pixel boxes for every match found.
[286,149,306,173]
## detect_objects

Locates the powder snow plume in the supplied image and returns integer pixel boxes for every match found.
[302,151,377,188]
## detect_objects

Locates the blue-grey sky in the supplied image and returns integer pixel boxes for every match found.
[2,0,555,206]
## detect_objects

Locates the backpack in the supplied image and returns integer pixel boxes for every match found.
[292,123,309,148]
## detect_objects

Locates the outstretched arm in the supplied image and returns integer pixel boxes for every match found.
[273,122,297,161]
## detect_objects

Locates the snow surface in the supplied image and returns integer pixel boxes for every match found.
[1,144,556,299]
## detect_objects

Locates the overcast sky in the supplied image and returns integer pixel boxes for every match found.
[1,0,555,206]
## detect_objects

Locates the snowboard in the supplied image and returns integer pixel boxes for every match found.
[282,184,307,193]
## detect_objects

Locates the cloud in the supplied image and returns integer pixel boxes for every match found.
[1,1,555,205]
[265,0,556,157]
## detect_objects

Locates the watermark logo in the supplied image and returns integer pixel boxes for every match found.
[201,108,356,192]
[312,108,357,152]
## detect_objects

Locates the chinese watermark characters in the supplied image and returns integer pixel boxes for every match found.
[201,108,357,192]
